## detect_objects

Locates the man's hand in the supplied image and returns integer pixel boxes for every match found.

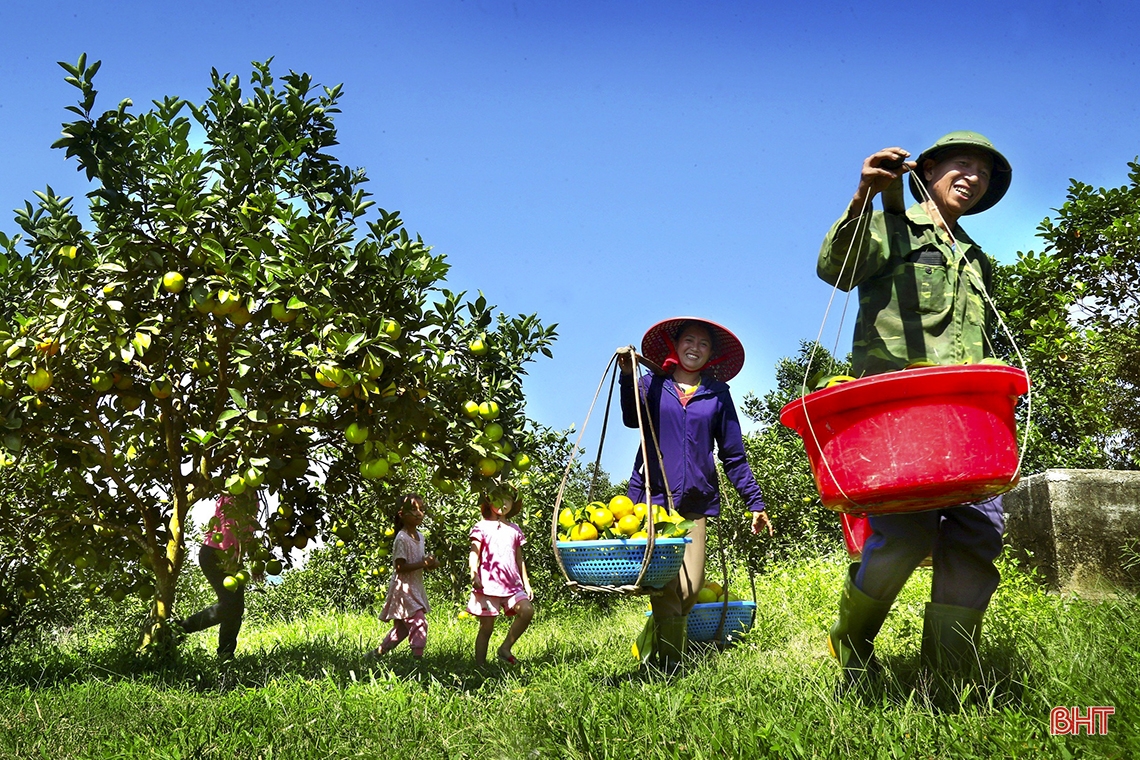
[751,510,775,537]
[848,147,917,216]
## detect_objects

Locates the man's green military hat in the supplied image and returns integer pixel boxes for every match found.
[909,131,1012,215]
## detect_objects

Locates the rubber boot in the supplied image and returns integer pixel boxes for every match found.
[656,615,688,675]
[828,564,893,694]
[633,616,657,666]
[921,602,984,709]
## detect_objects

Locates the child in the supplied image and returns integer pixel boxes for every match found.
[468,490,533,665]
[372,493,438,659]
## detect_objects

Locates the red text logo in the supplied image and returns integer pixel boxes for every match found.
[1050,707,1114,736]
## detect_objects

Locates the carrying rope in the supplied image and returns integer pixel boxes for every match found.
[550,347,679,595]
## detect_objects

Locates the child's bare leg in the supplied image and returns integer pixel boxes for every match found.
[498,600,534,659]
[408,611,427,658]
[475,616,496,665]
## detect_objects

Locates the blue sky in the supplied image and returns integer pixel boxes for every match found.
[3,1,1139,480]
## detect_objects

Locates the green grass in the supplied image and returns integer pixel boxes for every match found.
[2,554,1137,759]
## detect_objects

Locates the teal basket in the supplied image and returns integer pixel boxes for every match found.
[685,601,757,642]
[555,538,690,588]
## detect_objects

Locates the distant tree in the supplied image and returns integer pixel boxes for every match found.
[992,159,1140,471]
[712,342,845,581]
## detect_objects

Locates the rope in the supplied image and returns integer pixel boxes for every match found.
[549,347,680,595]
[908,176,1034,486]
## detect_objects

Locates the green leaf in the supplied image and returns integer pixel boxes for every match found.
[228,388,247,409]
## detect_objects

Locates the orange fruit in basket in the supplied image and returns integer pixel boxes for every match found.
[633,502,649,518]
[558,508,577,530]
[616,513,642,536]
[570,522,599,541]
[704,581,723,598]
[630,530,648,539]
[608,495,635,519]
[590,508,614,530]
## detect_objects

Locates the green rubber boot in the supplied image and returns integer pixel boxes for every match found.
[656,615,688,675]
[921,603,984,674]
[921,602,985,709]
[633,616,657,666]
[828,564,893,693]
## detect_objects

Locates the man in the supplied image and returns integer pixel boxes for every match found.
[817,132,1013,691]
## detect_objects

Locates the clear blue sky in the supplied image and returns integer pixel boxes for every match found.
[3,1,1139,481]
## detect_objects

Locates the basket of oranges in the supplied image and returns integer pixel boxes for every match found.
[553,494,693,593]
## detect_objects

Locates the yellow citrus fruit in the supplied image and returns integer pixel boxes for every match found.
[630,530,648,539]
[608,494,635,519]
[570,522,598,541]
[590,507,614,530]
[704,581,723,598]
[824,375,856,388]
[696,587,718,604]
[633,502,649,518]
[558,508,577,530]
[616,513,642,536]
[25,367,53,393]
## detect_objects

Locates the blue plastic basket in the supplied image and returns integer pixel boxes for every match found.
[555,538,690,588]
[685,601,757,642]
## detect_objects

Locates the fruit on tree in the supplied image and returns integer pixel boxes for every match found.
[26,367,53,393]
[345,422,369,445]
[162,271,186,293]
[150,377,173,399]
[270,301,296,323]
[483,422,503,442]
[469,336,489,356]
[478,401,499,420]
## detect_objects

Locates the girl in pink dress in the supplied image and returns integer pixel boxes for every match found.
[373,494,438,658]
[467,490,533,665]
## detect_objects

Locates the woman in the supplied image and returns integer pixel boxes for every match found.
[618,317,773,672]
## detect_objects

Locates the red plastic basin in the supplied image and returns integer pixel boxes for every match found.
[780,364,1030,514]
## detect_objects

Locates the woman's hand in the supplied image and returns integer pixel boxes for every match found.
[616,346,635,375]
[424,555,439,571]
[751,510,774,537]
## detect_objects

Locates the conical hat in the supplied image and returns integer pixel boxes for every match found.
[640,317,745,383]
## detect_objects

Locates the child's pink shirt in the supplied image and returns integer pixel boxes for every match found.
[470,519,526,597]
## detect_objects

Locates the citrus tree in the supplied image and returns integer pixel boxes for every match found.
[719,342,846,575]
[992,159,1140,471]
[0,56,555,646]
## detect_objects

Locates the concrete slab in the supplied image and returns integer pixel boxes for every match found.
[1004,469,1140,593]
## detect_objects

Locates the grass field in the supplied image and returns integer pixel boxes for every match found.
[2,554,1136,759]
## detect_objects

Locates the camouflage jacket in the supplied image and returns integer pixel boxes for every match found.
[817,202,994,377]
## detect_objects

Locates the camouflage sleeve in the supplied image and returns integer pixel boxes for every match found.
[817,210,892,292]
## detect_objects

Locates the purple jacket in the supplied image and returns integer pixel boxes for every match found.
[620,372,766,517]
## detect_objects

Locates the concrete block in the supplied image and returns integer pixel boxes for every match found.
[1004,469,1140,593]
